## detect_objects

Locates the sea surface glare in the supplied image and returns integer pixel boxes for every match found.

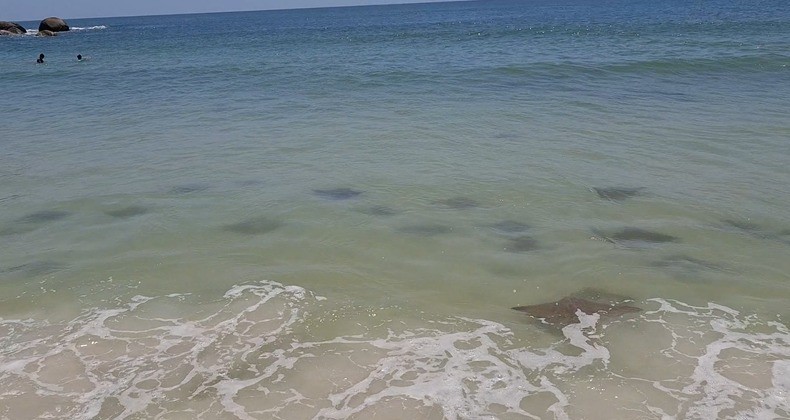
[1,0,789,418]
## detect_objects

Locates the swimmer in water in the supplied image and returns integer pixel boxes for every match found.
[77,54,83,61]
[36,53,45,64]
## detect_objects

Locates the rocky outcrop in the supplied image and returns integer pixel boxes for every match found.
[0,21,26,34]
[37,30,57,37]
[38,17,69,32]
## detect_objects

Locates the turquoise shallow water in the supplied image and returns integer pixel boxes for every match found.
[1,0,790,418]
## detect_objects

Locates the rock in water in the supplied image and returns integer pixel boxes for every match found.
[39,17,69,32]
[0,21,26,34]
[512,296,640,327]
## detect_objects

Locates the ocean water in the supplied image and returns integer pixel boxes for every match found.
[1,0,789,418]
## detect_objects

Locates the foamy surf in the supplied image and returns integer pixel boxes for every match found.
[20,25,107,36]
[0,282,787,419]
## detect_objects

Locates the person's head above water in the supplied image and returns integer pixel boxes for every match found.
[37,53,45,63]
[77,54,82,61]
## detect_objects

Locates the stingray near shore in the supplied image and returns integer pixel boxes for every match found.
[1,210,72,236]
[512,296,641,327]
[313,188,363,200]
[504,235,541,252]
[169,184,210,195]
[593,227,678,248]
[16,210,71,224]
[489,220,531,235]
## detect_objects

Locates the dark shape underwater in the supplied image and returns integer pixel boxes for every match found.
[16,210,71,224]
[313,188,363,200]
[505,236,541,252]
[512,296,640,327]
[594,227,678,248]
[169,184,210,195]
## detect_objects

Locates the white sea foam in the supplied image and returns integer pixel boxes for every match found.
[19,25,106,36]
[71,25,108,31]
[0,287,787,419]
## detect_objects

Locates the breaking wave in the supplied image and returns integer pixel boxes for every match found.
[0,283,787,419]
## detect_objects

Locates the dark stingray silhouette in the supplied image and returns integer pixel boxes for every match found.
[1,210,72,236]
[593,227,678,248]
[721,219,790,244]
[169,184,210,195]
[313,188,363,200]
[512,296,640,327]
[16,210,71,224]
[505,236,541,252]
[489,220,530,235]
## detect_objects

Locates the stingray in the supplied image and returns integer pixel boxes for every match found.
[313,188,363,200]
[594,227,678,248]
[593,187,645,201]
[169,184,210,195]
[433,197,480,210]
[223,217,282,235]
[105,206,149,218]
[504,236,541,252]
[651,254,722,274]
[16,210,71,224]
[720,219,788,242]
[2,261,67,278]
[512,296,641,327]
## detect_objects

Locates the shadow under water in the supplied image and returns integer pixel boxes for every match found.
[1,260,68,279]
[503,236,541,252]
[313,188,364,200]
[168,184,210,195]
[593,227,678,249]
[1,210,72,236]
